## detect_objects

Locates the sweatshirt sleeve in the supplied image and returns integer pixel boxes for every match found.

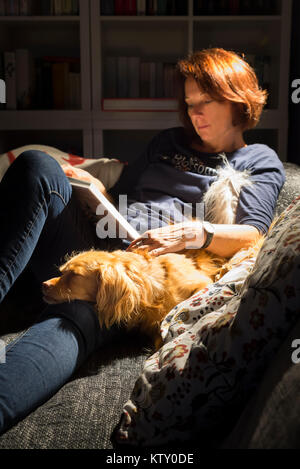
[235,147,286,234]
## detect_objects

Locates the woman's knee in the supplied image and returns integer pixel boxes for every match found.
[17,150,63,177]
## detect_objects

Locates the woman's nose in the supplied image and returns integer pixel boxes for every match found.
[190,106,203,116]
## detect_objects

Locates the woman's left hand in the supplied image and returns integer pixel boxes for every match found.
[127,221,205,256]
[62,164,95,183]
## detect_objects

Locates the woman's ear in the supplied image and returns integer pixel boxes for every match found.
[95,263,141,329]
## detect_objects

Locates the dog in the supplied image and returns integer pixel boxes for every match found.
[42,235,264,349]
[42,248,230,348]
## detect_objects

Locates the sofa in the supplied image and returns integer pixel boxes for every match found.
[0,146,299,449]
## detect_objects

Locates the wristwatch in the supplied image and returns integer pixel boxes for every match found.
[202,221,215,249]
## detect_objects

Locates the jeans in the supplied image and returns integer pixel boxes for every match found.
[0,151,120,434]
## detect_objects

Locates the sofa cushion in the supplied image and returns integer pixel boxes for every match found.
[222,317,300,449]
[0,330,149,449]
[0,145,125,190]
[275,162,300,215]
[113,196,300,447]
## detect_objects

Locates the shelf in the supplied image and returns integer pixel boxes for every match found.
[0,15,80,22]
[0,110,92,130]
[192,15,281,21]
[99,15,281,22]
[100,15,189,21]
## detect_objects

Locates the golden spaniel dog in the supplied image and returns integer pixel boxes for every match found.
[42,238,264,349]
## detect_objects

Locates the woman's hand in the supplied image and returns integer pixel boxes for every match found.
[127,221,205,256]
[62,164,107,194]
[62,164,94,182]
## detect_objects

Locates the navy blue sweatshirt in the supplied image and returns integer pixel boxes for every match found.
[109,127,285,236]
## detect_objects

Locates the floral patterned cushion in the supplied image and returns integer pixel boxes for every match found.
[113,196,300,447]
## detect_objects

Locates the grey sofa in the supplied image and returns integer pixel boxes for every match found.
[0,162,299,449]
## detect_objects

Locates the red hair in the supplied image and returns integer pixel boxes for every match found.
[176,48,267,138]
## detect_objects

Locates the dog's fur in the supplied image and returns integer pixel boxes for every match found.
[42,239,263,349]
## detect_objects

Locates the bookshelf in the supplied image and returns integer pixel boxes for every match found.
[0,0,93,155]
[0,0,293,162]
[91,0,292,162]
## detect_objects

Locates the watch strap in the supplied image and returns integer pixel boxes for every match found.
[202,222,215,249]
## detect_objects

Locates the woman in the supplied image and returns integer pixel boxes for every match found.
[0,48,285,434]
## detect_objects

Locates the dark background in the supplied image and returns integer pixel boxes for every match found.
[289,0,300,164]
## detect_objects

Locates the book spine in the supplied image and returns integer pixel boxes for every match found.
[62,0,72,14]
[54,0,63,15]
[136,0,146,15]
[128,56,140,98]
[0,0,5,15]
[5,0,19,15]
[19,0,31,15]
[140,62,150,97]
[42,58,53,108]
[4,51,16,109]
[147,0,154,15]
[149,62,156,98]
[229,0,240,14]
[52,61,69,108]
[104,56,117,98]
[114,0,124,15]
[129,0,137,15]
[117,56,128,98]
[71,0,79,15]
[155,61,164,98]
[157,0,167,15]
[101,0,114,15]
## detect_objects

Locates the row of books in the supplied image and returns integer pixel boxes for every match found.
[101,0,188,16]
[194,0,278,15]
[0,51,81,110]
[100,0,278,16]
[0,0,79,16]
[103,56,177,101]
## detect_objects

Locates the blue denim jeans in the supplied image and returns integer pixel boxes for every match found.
[0,151,120,434]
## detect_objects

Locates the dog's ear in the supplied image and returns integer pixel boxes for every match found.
[95,262,141,329]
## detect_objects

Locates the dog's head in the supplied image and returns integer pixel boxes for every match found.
[42,250,156,329]
[42,251,100,305]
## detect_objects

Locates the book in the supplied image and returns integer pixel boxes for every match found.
[5,0,19,15]
[19,0,32,15]
[128,56,140,98]
[0,0,5,15]
[68,177,139,241]
[52,61,69,108]
[117,56,128,97]
[137,0,146,15]
[102,98,178,111]
[104,56,117,98]
[101,0,114,15]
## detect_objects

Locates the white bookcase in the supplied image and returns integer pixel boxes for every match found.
[0,0,293,162]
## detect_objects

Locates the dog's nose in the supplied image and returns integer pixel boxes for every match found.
[42,281,51,293]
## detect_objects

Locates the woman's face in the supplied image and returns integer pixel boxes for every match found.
[184,77,242,151]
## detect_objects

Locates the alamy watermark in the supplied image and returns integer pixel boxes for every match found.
[291,339,300,364]
[0,79,5,104]
[291,79,300,104]
[0,340,6,364]
[95,196,205,246]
